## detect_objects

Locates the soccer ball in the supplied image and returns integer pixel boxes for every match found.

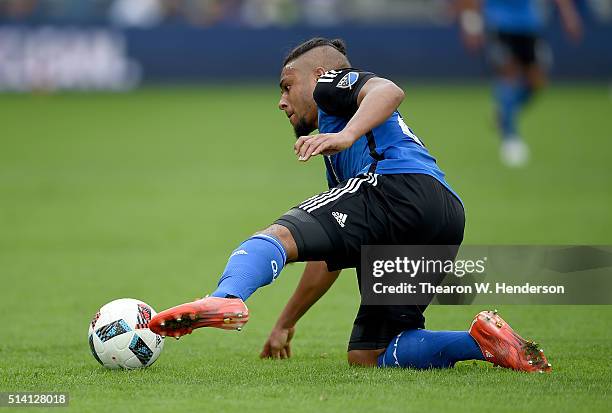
[88,298,164,369]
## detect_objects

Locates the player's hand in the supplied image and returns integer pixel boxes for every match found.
[562,12,583,43]
[260,326,295,359]
[294,131,355,162]
[458,9,485,52]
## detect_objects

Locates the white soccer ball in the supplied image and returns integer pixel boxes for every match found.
[88,298,164,369]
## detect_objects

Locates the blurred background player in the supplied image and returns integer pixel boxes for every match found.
[458,0,583,167]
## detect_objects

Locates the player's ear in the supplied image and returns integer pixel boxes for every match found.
[314,67,326,78]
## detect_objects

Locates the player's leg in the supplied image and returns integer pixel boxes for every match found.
[343,174,482,368]
[347,302,486,369]
[148,224,307,337]
[361,178,550,372]
[488,32,534,166]
[489,32,522,137]
[377,329,484,369]
[149,181,340,337]
[512,34,548,111]
[346,302,426,367]
[348,303,486,369]
[525,36,551,93]
[521,49,547,116]
[493,56,524,140]
[349,310,551,373]
[210,194,348,300]
[378,310,551,372]
[210,224,297,300]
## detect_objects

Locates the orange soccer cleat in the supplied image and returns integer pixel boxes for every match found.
[149,296,249,339]
[469,310,552,373]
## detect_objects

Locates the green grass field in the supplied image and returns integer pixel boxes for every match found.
[1,84,611,412]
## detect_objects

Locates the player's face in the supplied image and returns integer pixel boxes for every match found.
[278,66,318,138]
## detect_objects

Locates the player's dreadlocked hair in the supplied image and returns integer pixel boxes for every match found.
[283,37,348,67]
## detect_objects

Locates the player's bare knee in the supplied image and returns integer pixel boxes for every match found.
[347,350,382,367]
[526,65,547,90]
[256,224,298,262]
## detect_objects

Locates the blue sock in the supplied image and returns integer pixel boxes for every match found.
[211,234,287,301]
[494,79,530,139]
[377,330,485,369]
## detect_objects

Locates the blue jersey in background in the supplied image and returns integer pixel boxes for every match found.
[484,0,543,33]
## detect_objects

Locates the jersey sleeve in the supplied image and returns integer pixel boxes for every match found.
[313,68,376,118]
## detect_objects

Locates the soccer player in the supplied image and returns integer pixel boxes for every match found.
[149,38,551,372]
[458,0,582,167]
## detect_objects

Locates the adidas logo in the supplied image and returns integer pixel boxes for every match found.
[332,211,348,228]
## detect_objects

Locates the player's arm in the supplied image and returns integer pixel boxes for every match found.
[260,261,340,359]
[295,77,404,162]
[554,0,583,42]
[456,0,485,51]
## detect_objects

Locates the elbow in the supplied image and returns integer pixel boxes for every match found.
[395,85,405,105]
[380,80,404,105]
[390,83,405,107]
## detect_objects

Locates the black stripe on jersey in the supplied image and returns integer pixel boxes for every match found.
[366,131,384,173]
[324,156,340,187]
[366,131,384,161]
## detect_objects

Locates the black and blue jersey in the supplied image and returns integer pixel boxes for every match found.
[313,68,461,203]
[483,0,543,34]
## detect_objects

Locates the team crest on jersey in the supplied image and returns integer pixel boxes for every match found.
[337,72,359,89]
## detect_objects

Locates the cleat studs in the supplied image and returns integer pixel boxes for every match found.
[493,309,498,314]
[237,313,243,318]
[160,321,165,327]
[540,349,544,353]
[236,327,242,331]
[176,317,182,322]
[223,317,231,324]
[547,363,552,368]
[528,360,533,365]
[485,316,491,321]
[496,321,503,328]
